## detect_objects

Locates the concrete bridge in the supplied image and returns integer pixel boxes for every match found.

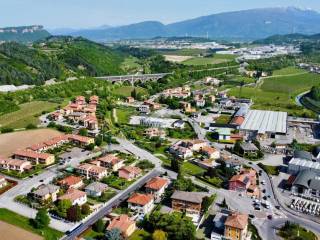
[95,73,169,85]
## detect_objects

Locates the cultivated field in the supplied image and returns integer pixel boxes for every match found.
[228,67,319,117]
[0,129,63,157]
[0,221,42,240]
[113,86,148,97]
[182,54,236,66]
[164,55,193,63]
[0,101,60,129]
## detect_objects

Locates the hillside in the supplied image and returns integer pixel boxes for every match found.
[254,33,320,45]
[64,7,320,41]
[0,36,124,86]
[0,25,50,43]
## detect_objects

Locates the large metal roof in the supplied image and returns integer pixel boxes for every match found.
[240,110,287,134]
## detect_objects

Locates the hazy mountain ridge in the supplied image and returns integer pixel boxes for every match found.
[0,25,50,43]
[60,7,320,42]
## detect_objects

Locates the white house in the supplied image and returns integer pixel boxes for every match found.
[127,193,154,216]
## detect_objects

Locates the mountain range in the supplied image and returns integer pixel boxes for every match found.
[0,25,50,43]
[53,7,320,42]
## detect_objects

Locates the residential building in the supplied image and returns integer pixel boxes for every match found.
[94,154,125,172]
[85,182,108,197]
[172,120,185,129]
[107,215,136,238]
[76,163,108,180]
[89,95,99,105]
[126,96,135,103]
[118,166,142,181]
[229,169,259,197]
[67,134,94,146]
[145,177,169,202]
[196,99,206,108]
[138,105,150,115]
[58,188,87,206]
[201,146,220,160]
[127,193,154,215]
[169,145,193,159]
[171,190,208,223]
[0,158,32,173]
[33,184,60,202]
[224,213,249,240]
[14,150,55,166]
[144,128,166,139]
[210,128,232,141]
[57,175,83,189]
[240,142,259,157]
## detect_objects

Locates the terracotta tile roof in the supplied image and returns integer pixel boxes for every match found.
[0,158,31,168]
[67,134,93,143]
[59,188,86,202]
[14,150,53,160]
[98,154,122,165]
[77,163,107,174]
[44,135,69,147]
[107,214,135,233]
[229,174,248,184]
[201,146,218,155]
[120,166,142,175]
[231,116,245,125]
[145,177,169,190]
[127,193,153,206]
[28,143,48,151]
[90,95,99,101]
[58,175,83,187]
[225,213,248,230]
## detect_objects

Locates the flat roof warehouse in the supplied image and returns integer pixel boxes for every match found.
[240,110,287,134]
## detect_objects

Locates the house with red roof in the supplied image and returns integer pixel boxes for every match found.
[118,166,142,181]
[145,177,169,202]
[0,158,32,173]
[94,154,124,172]
[57,175,83,189]
[58,188,87,206]
[127,193,154,215]
[76,163,108,180]
[14,150,55,166]
[107,215,136,238]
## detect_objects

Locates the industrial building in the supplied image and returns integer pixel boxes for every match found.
[240,110,287,140]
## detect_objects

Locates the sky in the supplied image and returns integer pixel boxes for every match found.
[0,0,320,29]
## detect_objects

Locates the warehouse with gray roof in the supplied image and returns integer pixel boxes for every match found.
[240,110,287,140]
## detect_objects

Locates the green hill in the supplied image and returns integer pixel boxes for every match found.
[0,36,124,85]
[0,25,50,43]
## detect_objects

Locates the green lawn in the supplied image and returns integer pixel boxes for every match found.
[215,114,232,124]
[278,222,317,240]
[113,86,148,98]
[182,162,206,176]
[0,101,60,129]
[0,208,63,240]
[183,54,236,66]
[82,228,104,240]
[257,163,279,176]
[116,107,136,124]
[272,67,306,76]
[129,229,151,240]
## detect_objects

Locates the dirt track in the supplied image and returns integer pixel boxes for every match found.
[0,129,63,157]
[0,221,42,240]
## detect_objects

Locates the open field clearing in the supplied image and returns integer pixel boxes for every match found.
[121,56,141,70]
[182,54,236,66]
[0,101,60,129]
[0,221,42,240]
[272,66,306,76]
[164,55,193,63]
[0,209,62,240]
[0,129,63,157]
[113,86,148,97]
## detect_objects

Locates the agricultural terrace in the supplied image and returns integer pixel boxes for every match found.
[0,129,63,157]
[113,86,148,98]
[0,101,62,129]
[228,67,319,117]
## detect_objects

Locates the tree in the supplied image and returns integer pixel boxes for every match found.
[95,135,103,146]
[131,88,137,99]
[233,140,241,154]
[152,230,167,240]
[93,219,105,233]
[171,158,180,172]
[81,203,91,216]
[85,143,95,151]
[56,199,72,218]
[33,208,50,229]
[79,128,88,136]
[105,228,122,240]
[67,204,82,222]
[201,194,216,213]
[221,198,228,209]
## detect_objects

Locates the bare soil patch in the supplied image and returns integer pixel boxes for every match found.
[0,129,63,157]
[164,55,193,63]
[0,221,42,240]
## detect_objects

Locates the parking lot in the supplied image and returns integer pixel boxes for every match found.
[59,147,92,165]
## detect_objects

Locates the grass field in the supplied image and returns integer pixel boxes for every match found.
[183,54,236,66]
[113,86,148,98]
[116,107,136,124]
[159,48,208,56]
[0,101,60,129]
[228,67,319,117]
[272,67,306,76]
[182,162,206,176]
[0,208,63,240]
[0,129,63,157]
[121,56,141,71]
